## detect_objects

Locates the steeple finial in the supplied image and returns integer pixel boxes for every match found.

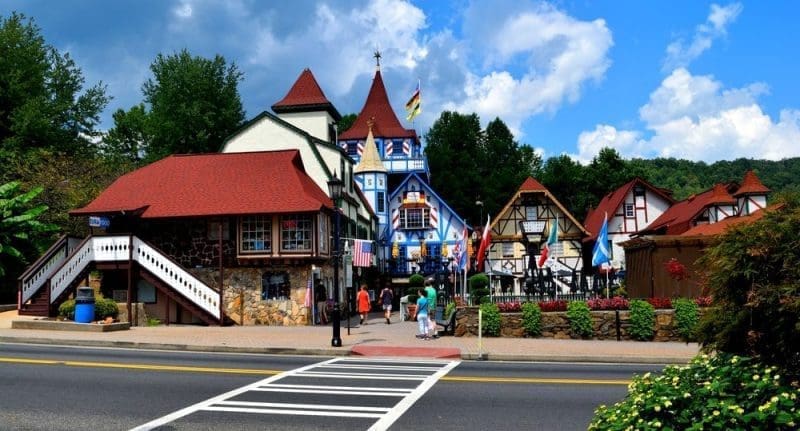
[373,50,382,70]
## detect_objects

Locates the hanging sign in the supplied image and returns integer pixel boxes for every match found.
[88,216,110,228]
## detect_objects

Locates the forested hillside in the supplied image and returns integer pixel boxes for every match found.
[629,157,800,201]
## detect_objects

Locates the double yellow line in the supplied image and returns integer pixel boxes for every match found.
[0,357,631,385]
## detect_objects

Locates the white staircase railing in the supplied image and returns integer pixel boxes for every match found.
[46,235,220,321]
[132,237,220,320]
[19,236,81,305]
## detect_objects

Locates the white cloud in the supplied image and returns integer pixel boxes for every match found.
[579,70,800,162]
[444,3,613,138]
[173,1,193,19]
[663,2,742,71]
[575,125,644,164]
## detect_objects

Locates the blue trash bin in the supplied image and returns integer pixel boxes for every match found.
[74,287,95,323]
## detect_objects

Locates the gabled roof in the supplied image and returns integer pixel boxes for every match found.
[680,205,778,236]
[637,183,738,236]
[584,177,676,241]
[71,150,332,219]
[338,69,417,141]
[388,172,467,228]
[734,170,770,196]
[272,68,341,121]
[495,176,588,236]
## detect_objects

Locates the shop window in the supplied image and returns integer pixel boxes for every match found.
[262,272,290,300]
[280,214,313,251]
[240,215,271,253]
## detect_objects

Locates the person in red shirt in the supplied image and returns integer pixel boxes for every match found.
[357,284,371,325]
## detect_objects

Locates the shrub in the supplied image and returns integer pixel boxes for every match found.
[646,297,672,309]
[539,300,568,312]
[408,274,425,288]
[479,302,501,336]
[469,273,490,305]
[589,354,800,430]
[94,297,119,319]
[566,301,593,338]
[444,301,455,318]
[696,197,800,378]
[587,296,629,311]
[629,299,655,341]
[521,302,542,337]
[58,299,75,320]
[673,297,699,342]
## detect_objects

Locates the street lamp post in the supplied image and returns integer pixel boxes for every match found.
[327,174,344,347]
[519,220,546,297]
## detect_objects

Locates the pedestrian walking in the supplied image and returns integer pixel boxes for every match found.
[316,291,328,325]
[380,285,394,324]
[424,282,438,337]
[357,284,371,325]
[414,289,430,339]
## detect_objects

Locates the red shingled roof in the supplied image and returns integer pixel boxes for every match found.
[734,170,770,196]
[519,177,547,192]
[584,178,675,241]
[637,183,737,235]
[681,204,781,236]
[70,150,332,218]
[272,68,341,120]
[338,69,417,140]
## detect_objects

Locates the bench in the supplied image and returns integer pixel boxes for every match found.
[434,306,458,336]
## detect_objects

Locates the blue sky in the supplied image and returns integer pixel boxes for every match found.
[3,0,799,163]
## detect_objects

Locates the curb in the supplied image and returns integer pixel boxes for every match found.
[351,345,461,359]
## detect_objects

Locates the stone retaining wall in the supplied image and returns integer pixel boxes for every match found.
[455,307,689,342]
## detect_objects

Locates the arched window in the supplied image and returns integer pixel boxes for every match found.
[261,271,290,300]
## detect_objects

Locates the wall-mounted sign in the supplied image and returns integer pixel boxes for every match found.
[88,216,110,228]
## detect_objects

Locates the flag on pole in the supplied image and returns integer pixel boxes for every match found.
[592,214,612,267]
[538,217,558,268]
[455,226,469,271]
[405,81,421,121]
[475,215,492,272]
[304,273,313,308]
[353,239,374,267]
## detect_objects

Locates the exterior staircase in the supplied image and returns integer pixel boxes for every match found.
[17,234,224,325]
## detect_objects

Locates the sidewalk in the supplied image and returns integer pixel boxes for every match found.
[0,310,701,364]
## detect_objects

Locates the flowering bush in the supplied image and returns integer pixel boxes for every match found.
[589,354,800,430]
[646,297,673,309]
[664,257,689,280]
[694,296,712,307]
[587,296,629,310]
[538,300,568,312]
[496,302,521,312]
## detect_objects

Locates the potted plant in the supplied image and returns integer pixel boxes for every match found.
[406,273,425,320]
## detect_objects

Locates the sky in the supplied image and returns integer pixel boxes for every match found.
[3,0,800,164]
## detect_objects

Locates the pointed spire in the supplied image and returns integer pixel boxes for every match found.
[338,57,417,141]
[734,170,770,196]
[709,183,735,204]
[373,50,382,70]
[272,68,341,120]
[354,118,387,174]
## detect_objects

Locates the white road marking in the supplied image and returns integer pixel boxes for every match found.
[129,357,460,431]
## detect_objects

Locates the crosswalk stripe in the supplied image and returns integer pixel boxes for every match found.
[251,387,409,396]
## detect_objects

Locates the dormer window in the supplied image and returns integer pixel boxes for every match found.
[398,191,430,229]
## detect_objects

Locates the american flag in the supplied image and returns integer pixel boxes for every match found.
[353,239,373,267]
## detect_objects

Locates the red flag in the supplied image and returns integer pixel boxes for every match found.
[475,216,491,272]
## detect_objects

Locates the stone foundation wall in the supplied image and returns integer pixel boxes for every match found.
[190,267,316,326]
[455,308,690,342]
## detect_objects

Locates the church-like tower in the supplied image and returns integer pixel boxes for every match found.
[354,122,389,233]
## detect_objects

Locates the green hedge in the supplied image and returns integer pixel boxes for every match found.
[629,299,655,341]
[58,297,119,321]
[479,302,501,336]
[521,302,542,337]
[566,301,592,338]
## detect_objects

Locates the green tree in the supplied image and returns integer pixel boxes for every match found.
[0,12,109,161]
[424,113,537,226]
[696,195,800,379]
[0,181,58,281]
[424,112,484,225]
[539,154,590,219]
[142,49,244,161]
[102,104,150,164]
[337,113,357,134]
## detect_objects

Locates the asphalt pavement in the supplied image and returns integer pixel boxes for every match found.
[0,309,701,364]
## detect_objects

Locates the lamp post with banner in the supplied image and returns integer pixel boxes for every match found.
[327,173,344,347]
[519,220,546,297]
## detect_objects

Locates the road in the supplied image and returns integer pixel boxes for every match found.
[0,343,663,430]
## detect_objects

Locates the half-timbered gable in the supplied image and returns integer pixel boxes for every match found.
[584,178,675,270]
[486,177,587,294]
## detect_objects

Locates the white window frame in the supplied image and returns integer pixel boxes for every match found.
[239,215,271,254]
[280,214,313,252]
